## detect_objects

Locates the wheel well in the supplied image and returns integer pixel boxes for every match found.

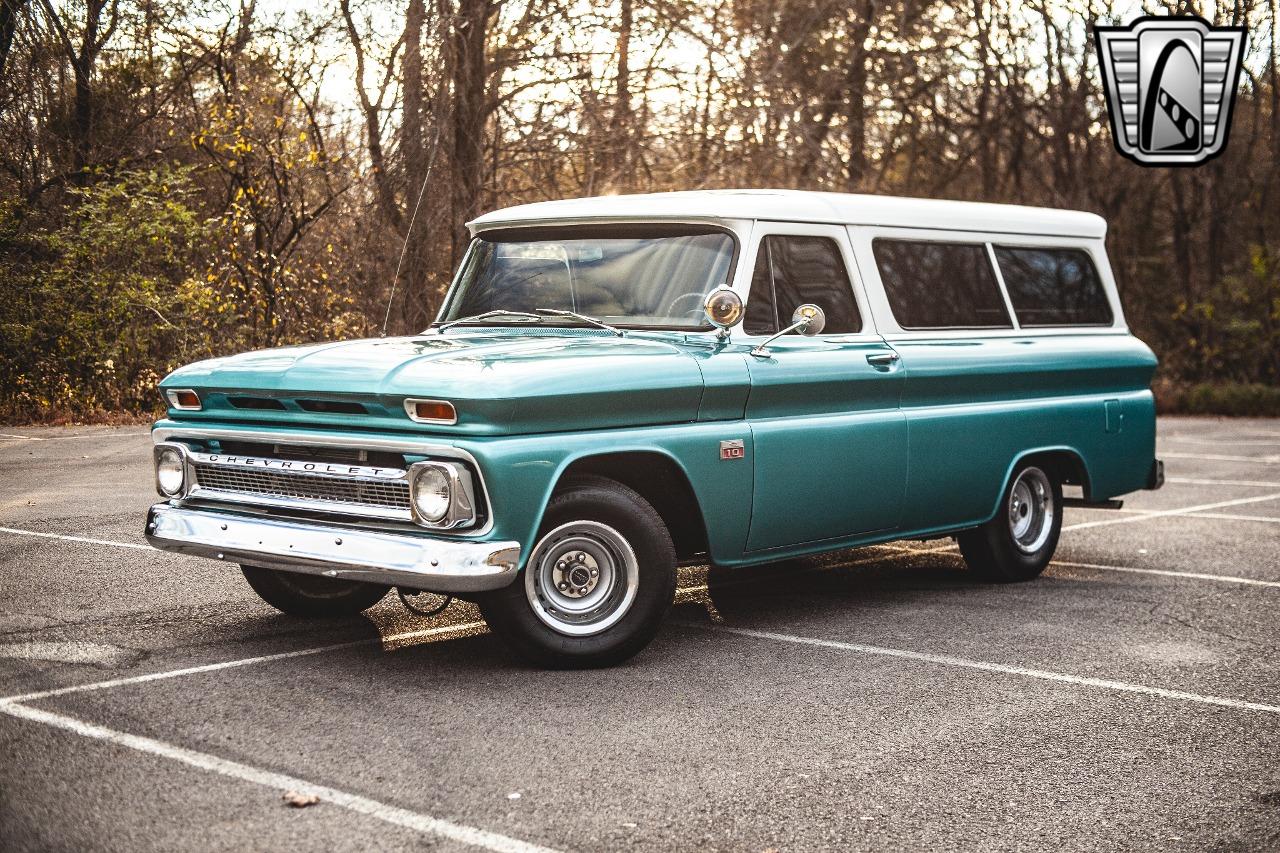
[556,453,710,563]
[1020,450,1092,499]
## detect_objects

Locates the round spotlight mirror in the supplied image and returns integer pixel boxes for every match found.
[704,286,744,332]
[791,304,826,337]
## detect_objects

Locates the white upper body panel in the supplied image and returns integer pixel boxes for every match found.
[468,189,1107,240]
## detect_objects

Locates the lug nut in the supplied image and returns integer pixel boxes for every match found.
[576,553,586,563]
[558,581,568,591]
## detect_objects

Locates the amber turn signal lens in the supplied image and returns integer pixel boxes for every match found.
[406,399,457,424]
[166,389,202,410]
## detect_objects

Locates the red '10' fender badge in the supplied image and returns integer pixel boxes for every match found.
[720,439,745,460]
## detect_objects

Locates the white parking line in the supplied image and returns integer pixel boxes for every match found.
[1050,561,1280,589]
[1161,451,1280,464]
[1,622,488,705]
[1164,437,1280,447]
[0,525,153,550]
[0,431,149,442]
[0,526,153,551]
[0,701,559,853]
[1167,476,1280,488]
[696,624,1280,714]
[1062,492,1280,531]
[1184,511,1280,524]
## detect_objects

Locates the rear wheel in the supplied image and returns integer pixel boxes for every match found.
[241,565,390,617]
[477,476,676,668]
[958,463,1062,583]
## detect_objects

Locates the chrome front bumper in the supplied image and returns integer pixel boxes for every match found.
[145,503,521,593]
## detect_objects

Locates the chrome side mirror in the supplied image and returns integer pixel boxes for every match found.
[792,304,826,336]
[750,303,827,358]
[704,286,744,338]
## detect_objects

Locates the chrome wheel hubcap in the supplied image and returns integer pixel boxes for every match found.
[525,521,638,636]
[1008,467,1054,553]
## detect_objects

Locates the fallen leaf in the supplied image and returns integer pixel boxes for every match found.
[282,790,320,808]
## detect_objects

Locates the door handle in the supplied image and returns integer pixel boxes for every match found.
[866,352,900,367]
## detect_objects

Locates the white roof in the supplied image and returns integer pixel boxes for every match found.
[469,189,1106,239]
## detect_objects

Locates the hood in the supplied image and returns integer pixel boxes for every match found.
[160,331,708,436]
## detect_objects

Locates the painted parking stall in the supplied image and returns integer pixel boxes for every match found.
[2,419,1279,851]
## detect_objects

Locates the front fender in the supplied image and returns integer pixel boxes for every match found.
[457,422,755,568]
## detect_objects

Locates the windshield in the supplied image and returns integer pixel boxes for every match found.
[437,225,736,330]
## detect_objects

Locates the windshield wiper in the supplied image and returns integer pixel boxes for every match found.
[535,308,624,336]
[434,310,542,332]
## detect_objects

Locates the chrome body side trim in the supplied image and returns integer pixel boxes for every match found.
[151,426,495,536]
[145,503,520,593]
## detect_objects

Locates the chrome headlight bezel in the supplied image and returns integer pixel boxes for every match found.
[408,460,477,530]
[153,442,190,498]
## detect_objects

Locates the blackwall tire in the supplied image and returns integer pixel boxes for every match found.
[958,463,1062,583]
[477,475,676,668]
[240,564,390,617]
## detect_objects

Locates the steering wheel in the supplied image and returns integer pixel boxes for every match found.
[664,291,708,318]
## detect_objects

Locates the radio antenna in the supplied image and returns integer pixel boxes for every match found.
[382,122,443,337]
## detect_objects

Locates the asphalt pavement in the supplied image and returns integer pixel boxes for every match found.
[0,417,1278,852]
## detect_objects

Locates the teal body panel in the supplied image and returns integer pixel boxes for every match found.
[159,331,705,436]
[892,334,1157,532]
[153,416,756,568]
[155,326,1159,571]
[741,337,906,550]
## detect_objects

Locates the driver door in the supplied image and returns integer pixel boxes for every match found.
[742,223,908,552]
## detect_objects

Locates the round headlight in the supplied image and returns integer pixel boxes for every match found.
[156,448,185,496]
[412,466,452,523]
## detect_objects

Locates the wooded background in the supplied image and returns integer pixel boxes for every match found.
[1,0,1277,421]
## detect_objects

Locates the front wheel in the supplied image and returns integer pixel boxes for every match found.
[477,476,676,668]
[957,463,1062,583]
[241,565,390,617]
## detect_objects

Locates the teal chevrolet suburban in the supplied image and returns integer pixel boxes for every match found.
[146,190,1164,667]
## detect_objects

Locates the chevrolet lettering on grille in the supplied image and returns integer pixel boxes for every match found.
[195,452,404,479]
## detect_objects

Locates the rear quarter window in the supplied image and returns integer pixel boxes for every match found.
[872,239,1011,329]
[994,246,1114,326]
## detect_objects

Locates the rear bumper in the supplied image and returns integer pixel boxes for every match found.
[145,503,521,593]
[1146,458,1165,490]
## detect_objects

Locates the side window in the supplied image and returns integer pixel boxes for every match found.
[994,246,1114,326]
[872,239,1012,329]
[743,236,861,335]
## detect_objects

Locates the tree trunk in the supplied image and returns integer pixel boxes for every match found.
[612,0,633,191]
[448,0,489,266]
[399,0,436,333]
[70,0,107,182]
[843,2,874,192]
[0,0,26,78]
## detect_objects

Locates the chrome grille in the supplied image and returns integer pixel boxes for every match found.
[192,463,410,517]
